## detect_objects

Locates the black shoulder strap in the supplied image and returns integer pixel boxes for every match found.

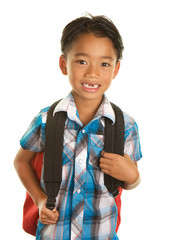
[44,100,67,210]
[104,102,124,197]
[44,100,124,210]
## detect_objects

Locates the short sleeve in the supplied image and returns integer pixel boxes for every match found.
[123,112,142,161]
[20,107,49,152]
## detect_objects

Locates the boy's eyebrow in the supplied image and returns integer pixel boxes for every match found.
[101,56,114,61]
[74,53,115,61]
[74,53,89,57]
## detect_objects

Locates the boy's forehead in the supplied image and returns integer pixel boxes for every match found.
[68,33,117,59]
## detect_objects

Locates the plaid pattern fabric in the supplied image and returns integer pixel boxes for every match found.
[20,93,142,240]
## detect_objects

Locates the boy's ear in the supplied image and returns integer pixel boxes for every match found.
[59,55,68,75]
[113,61,120,79]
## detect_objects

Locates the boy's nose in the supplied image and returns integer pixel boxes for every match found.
[84,65,100,79]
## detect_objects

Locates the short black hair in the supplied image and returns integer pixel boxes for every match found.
[61,14,124,62]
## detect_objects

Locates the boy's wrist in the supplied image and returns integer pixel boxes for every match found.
[123,175,141,190]
[34,192,47,208]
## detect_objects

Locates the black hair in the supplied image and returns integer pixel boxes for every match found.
[61,14,124,62]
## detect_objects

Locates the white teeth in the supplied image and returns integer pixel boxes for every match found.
[83,83,99,88]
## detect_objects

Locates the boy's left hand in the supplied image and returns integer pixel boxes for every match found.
[100,151,139,185]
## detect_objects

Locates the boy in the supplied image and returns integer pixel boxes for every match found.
[14,14,142,239]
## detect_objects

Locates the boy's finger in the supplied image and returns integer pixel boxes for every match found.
[42,207,57,219]
[40,217,58,225]
[99,157,113,166]
[100,158,113,170]
[52,207,58,213]
[52,209,60,219]
[101,151,118,160]
[101,168,111,176]
[100,163,112,171]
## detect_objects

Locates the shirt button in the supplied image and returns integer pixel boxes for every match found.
[77,189,81,193]
[82,129,85,134]
[78,159,83,164]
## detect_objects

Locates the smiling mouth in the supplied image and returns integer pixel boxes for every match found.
[82,83,100,89]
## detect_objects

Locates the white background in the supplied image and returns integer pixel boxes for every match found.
[1,0,172,239]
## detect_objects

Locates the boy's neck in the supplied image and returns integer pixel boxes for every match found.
[72,93,103,126]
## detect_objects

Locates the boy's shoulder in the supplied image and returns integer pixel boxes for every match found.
[37,106,50,124]
[122,111,140,142]
[123,111,138,132]
[123,112,135,125]
[41,106,50,113]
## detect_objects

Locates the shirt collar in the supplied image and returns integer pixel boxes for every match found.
[53,92,115,124]
[53,92,82,126]
[95,95,115,124]
[53,92,74,115]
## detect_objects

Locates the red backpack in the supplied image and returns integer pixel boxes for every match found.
[22,101,124,236]
[23,152,43,236]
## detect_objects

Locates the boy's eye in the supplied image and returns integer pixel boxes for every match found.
[77,60,87,65]
[101,62,110,67]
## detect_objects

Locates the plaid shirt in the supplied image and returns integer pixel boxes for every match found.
[20,93,142,240]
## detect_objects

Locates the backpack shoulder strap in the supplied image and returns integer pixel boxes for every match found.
[44,100,67,210]
[44,100,124,208]
[104,102,125,197]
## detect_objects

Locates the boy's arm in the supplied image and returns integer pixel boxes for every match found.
[14,147,59,224]
[100,151,140,189]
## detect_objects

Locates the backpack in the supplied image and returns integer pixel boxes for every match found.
[23,100,124,236]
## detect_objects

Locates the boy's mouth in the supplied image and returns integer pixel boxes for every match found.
[82,83,100,89]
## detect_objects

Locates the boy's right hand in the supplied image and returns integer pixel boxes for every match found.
[38,198,59,225]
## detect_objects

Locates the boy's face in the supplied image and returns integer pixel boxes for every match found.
[59,33,120,104]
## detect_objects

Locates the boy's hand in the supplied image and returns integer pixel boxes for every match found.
[100,151,139,185]
[38,198,59,225]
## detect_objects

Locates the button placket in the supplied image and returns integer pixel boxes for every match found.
[78,159,83,164]
[77,189,81,194]
[81,129,85,134]
[71,130,87,238]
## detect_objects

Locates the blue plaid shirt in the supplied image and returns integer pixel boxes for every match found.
[20,93,142,240]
